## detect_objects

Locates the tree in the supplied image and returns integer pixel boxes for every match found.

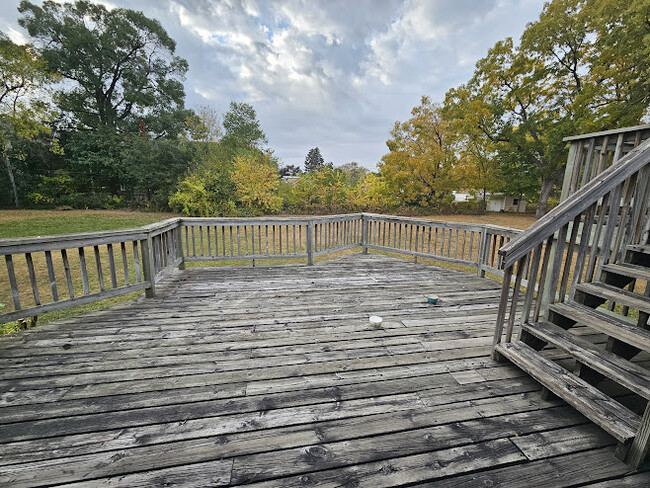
[0,32,57,207]
[18,0,188,135]
[337,162,368,186]
[380,96,454,207]
[222,101,267,153]
[231,154,281,214]
[184,106,222,145]
[304,147,325,173]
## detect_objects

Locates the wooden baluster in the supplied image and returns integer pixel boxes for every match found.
[237,226,242,256]
[569,141,585,194]
[222,226,227,256]
[92,245,104,291]
[533,236,554,322]
[469,231,475,261]
[569,204,597,299]
[595,135,610,175]
[505,254,528,343]
[44,250,59,301]
[558,214,582,301]
[595,183,624,282]
[23,253,40,306]
[546,224,568,304]
[191,226,196,257]
[492,265,514,357]
[60,249,74,298]
[611,175,636,264]
[522,244,543,326]
[132,242,142,283]
[199,225,204,257]
[207,225,211,256]
[293,225,297,254]
[265,225,269,255]
[107,244,118,289]
[5,255,22,310]
[214,225,219,258]
[427,227,432,254]
[585,193,610,282]
[121,242,130,286]
[230,226,234,257]
[79,247,90,295]
[580,138,596,189]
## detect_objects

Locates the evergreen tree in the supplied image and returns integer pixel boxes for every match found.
[304,147,325,173]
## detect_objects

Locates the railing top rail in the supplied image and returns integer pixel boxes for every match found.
[0,227,149,254]
[562,123,650,142]
[362,212,485,231]
[499,137,650,268]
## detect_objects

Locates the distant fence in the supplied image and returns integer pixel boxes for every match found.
[0,213,518,324]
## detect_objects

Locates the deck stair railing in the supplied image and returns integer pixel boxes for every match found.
[492,136,650,468]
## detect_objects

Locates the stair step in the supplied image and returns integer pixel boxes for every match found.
[550,302,650,353]
[575,282,650,314]
[495,341,639,443]
[602,263,650,282]
[522,321,650,399]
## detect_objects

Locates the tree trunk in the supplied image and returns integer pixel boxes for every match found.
[535,177,555,218]
[3,151,19,208]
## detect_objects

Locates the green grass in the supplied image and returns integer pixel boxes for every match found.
[0,209,179,238]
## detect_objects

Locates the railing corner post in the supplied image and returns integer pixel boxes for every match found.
[306,220,314,266]
[361,215,368,254]
[142,233,156,298]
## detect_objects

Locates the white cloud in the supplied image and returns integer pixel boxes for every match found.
[0,0,546,169]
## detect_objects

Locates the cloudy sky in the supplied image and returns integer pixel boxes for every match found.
[0,0,545,170]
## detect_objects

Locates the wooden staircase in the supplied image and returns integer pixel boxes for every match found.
[495,243,650,467]
[492,136,650,469]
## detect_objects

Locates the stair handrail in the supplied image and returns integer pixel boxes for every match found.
[492,135,650,362]
[499,137,650,269]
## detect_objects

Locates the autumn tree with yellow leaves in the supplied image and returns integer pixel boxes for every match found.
[379,96,455,209]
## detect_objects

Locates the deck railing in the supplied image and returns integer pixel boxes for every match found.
[492,137,650,355]
[1,213,519,325]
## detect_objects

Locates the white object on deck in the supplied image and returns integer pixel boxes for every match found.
[369,315,383,325]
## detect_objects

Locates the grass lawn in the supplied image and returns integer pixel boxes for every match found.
[0,209,180,238]
[0,209,537,335]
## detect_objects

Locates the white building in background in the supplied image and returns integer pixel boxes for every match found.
[485,193,527,213]
[452,191,528,213]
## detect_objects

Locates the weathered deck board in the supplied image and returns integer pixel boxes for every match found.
[0,253,644,486]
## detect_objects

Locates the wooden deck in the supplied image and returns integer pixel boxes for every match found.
[0,253,647,487]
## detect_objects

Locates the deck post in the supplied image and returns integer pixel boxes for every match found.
[361,215,368,254]
[141,234,156,298]
[175,222,185,270]
[306,220,314,266]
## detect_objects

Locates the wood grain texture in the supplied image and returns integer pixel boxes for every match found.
[0,254,639,487]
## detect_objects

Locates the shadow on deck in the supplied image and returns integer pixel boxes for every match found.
[0,254,646,487]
